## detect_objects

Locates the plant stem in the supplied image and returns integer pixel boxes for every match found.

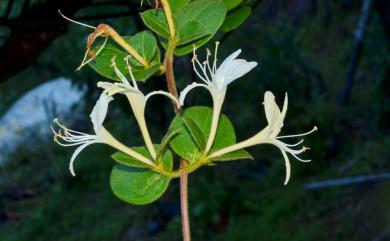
[180,161,191,241]
[164,44,191,239]
[161,2,191,240]
[164,41,181,112]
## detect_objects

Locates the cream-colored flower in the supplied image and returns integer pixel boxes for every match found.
[210,91,317,185]
[52,93,155,176]
[179,43,258,152]
[97,56,180,160]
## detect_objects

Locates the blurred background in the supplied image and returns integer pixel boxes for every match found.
[0,0,389,240]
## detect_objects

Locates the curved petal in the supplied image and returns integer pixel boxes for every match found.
[223,60,258,85]
[264,91,281,125]
[263,92,288,138]
[179,82,209,105]
[215,49,242,75]
[277,126,318,139]
[281,149,291,185]
[69,141,98,176]
[90,93,113,133]
[145,91,180,109]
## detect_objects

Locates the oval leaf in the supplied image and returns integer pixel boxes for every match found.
[182,116,206,151]
[110,146,173,205]
[169,0,189,11]
[140,10,170,39]
[169,106,249,163]
[173,0,227,55]
[89,31,162,82]
[223,0,244,10]
[221,6,252,32]
[209,149,253,162]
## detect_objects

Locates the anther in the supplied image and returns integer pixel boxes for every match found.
[303,146,311,151]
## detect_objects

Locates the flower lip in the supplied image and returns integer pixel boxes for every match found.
[90,93,113,133]
[191,44,258,90]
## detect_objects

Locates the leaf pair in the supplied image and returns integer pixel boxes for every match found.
[169,106,253,163]
[109,107,252,205]
[141,0,227,55]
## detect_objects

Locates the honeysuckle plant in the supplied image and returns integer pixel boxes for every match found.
[53,1,317,240]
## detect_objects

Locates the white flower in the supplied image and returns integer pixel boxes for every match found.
[52,92,155,176]
[179,43,258,152]
[97,56,180,160]
[210,91,318,185]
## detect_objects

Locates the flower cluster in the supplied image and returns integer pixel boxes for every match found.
[53,43,317,184]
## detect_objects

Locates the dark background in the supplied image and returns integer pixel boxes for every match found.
[0,0,389,240]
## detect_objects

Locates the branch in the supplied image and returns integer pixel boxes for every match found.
[305,173,390,190]
[339,0,374,105]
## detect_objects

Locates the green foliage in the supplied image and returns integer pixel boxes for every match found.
[169,106,252,163]
[110,146,173,205]
[181,117,206,151]
[221,6,252,32]
[89,31,162,82]
[173,0,227,55]
[209,149,253,162]
[169,0,189,12]
[140,10,170,39]
[111,152,151,168]
[142,0,227,56]
[223,0,244,10]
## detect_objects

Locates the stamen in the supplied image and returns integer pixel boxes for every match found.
[76,37,108,71]
[205,48,215,77]
[124,56,138,88]
[58,10,96,29]
[213,41,220,73]
[53,119,91,137]
[284,139,304,147]
[191,58,209,84]
[277,126,318,139]
[290,152,311,162]
[111,56,131,85]
[303,146,311,151]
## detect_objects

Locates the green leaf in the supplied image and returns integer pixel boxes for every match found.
[173,0,227,54]
[157,129,180,159]
[140,10,170,39]
[110,146,173,205]
[169,106,245,163]
[111,152,150,168]
[221,6,252,32]
[223,0,244,10]
[169,0,189,11]
[177,20,207,45]
[170,35,212,56]
[182,117,206,151]
[88,31,162,82]
[209,149,253,162]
